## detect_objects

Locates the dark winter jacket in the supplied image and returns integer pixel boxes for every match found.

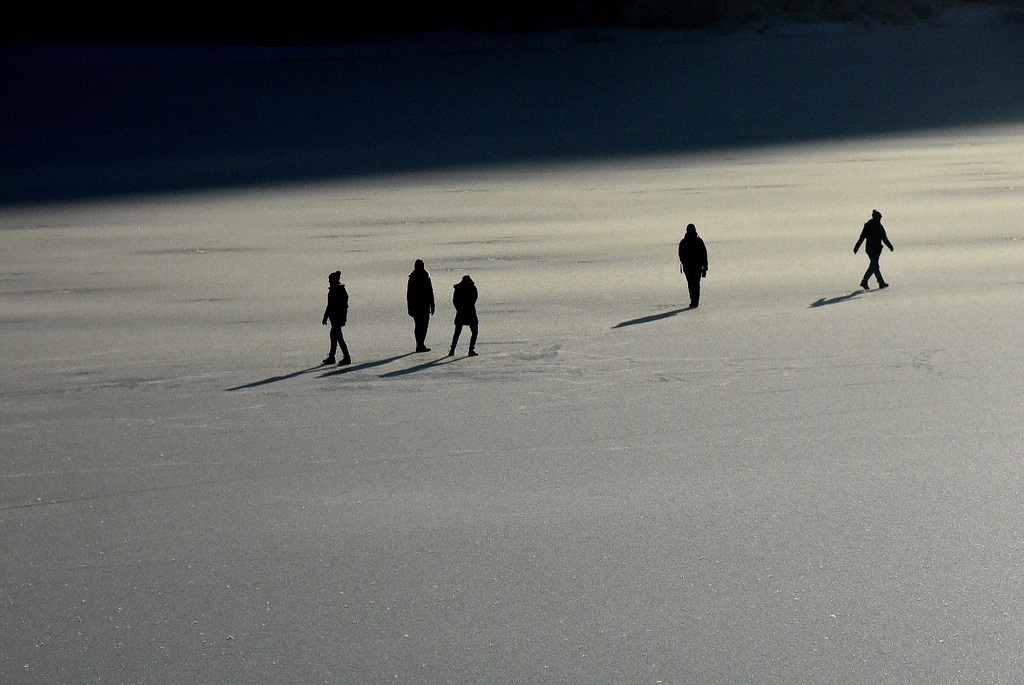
[323,284,348,325]
[452,277,478,326]
[678,231,708,275]
[854,218,894,255]
[407,268,435,317]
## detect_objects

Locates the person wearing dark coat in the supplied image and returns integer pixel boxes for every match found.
[854,209,894,290]
[321,270,350,365]
[449,275,478,357]
[678,223,708,308]
[407,259,435,352]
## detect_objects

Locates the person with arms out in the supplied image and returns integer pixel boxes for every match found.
[449,275,478,357]
[678,223,708,308]
[407,259,435,352]
[854,209,894,290]
[321,270,351,365]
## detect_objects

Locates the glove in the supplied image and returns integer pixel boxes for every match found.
[322,318,328,326]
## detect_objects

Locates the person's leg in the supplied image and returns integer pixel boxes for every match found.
[862,259,876,288]
[414,314,429,350]
[865,253,885,287]
[467,322,478,355]
[450,324,462,355]
[686,273,700,307]
[872,254,887,287]
[334,325,350,364]
[325,322,339,361]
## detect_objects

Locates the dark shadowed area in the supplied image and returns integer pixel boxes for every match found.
[3,6,1024,205]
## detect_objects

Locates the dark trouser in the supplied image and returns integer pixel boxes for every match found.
[413,313,430,349]
[863,252,886,286]
[329,321,349,359]
[451,322,478,351]
[684,269,702,307]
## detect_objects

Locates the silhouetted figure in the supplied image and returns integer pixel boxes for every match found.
[407,259,435,352]
[321,271,351,365]
[449,275,478,357]
[854,209,894,290]
[678,223,708,308]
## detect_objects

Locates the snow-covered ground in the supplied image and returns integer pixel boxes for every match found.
[2,14,1024,684]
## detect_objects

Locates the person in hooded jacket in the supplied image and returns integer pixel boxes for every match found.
[321,270,350,365]
[678,223,708,308]
[854,209,894,290]
[407,259,435,352]
[449,275,478,357]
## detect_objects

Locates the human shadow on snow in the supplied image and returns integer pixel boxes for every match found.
[613,307,690,328]
[320,352,416,377]
[225,365,325,391]
[225,352,415,389]
[378,355,462,378]
[809,291,865,308]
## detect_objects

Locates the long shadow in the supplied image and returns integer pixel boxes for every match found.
[809,290,865,308]
[226,365,325,391]
[613,307,690,329]
[4,26,1024,206]
[226,352,415,389]
[320,352,415,377]
[378,355,460,378]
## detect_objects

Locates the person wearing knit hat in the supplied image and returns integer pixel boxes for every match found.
[854,210,894,290]
[321,270,351,365]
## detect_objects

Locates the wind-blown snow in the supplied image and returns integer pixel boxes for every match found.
[2,16,1024,684]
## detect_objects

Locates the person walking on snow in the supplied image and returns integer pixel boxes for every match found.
[321,270,351,365]
[449,275,478,357]
[407,259,435,352]
[678,223,708,308]
[854,209,894,290]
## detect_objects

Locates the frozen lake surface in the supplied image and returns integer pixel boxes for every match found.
[3,16,1024,683]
